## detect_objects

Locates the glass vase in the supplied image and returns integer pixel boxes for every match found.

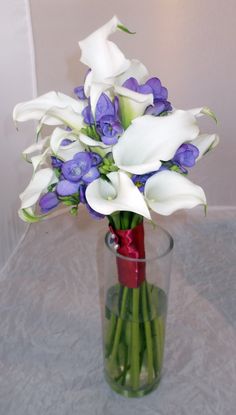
[98,222,174,397]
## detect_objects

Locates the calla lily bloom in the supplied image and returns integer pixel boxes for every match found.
[86,171,151,219]
[114,86,153,128]
[113,109,199,174]
[86,169,206,218]
[13,91,86,130]
[79,16,130,84]
[144,170,206,215]
[190,133,219,160]
[50,127,84,161]
[19,168,58,210]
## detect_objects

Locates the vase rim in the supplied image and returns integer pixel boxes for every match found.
[105,223,174,262]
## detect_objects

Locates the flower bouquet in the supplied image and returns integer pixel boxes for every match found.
[13,16,219,397]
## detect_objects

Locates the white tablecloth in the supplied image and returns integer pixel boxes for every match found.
[0,207,235,414]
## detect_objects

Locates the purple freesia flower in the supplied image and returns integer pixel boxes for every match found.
[90,152,102,166]
[82,94,123,144]
[56,151,101,197]
[62,152,91,182]
[82,102,95,125]
[86,203,105,220]
[39,192,60,213]
[123,76,172,116]
[56,180,80,196]
[51,156,63,168]
[132,166,168,193]
[132,171,157,193]
[172,143,199,173]
[98,117,124,145]
[74,85,87,100]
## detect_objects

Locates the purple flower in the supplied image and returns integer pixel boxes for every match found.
[145,100,172,116]
[74,85,87,100]
[82,103,95,125]
[79,185,86,204]
[86,203,105,220]
[62,152,92,182]
[82,94,123,144]
[56,151,101,198]
[39,192,60,213]
[90,152,102,166]
[56,180,80,196]
[122,76,172,116]
[51,156,63,168]
[132,172,156,193]
[172,143,199,173]
[82,167,100,184]
[95,93,116,122]
[98,117,124,145]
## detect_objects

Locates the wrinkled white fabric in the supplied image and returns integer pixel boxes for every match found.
[0,0,37,273]
[0,207,235,414]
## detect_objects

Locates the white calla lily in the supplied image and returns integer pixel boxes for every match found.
[113,59,148,86]
[20,168,58,209]
[115,85,153,128]
[86,59,149,114]
[189,107,217,123]
[79,132,110,149]
[50,127,85,160]
[31,148,51,171]
[144,170,206,215]
[79,16,130,82]
[13,91,86,130]
[190,133,219,160]
[22,137,50,162]
[56,141,85,161]
[113,110,199,174]
[86,171,151,219]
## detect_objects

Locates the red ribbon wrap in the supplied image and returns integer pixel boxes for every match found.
[110,222,146,288]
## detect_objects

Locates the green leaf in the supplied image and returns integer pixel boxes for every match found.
[117,24,136,35]
[70,206,78,216]
[201,107,218,124]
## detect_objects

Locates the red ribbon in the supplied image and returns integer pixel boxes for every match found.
[109,222,146,288]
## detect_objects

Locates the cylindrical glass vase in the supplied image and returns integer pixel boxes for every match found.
[99,222,174,397]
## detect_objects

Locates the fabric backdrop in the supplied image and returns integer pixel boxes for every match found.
[0,0,37,274]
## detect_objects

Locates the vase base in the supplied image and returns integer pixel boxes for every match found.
[105,371,161,398]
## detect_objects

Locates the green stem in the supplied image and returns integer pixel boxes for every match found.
[130,288,140,389]
[141,282,154,384]
[110,286,129,363]
[105,312,117,358]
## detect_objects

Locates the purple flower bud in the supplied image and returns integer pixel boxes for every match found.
[82,105,94,125]
[51,156,63,168]
[74,85,87,100]
[172,143,199,172]
[39,192,60,213]
[90,152,102,166]
[79,184,86,204]
[56,180,80,196]
[86,203,105,220]
[95,93,115,122]
[132,172,156,193]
